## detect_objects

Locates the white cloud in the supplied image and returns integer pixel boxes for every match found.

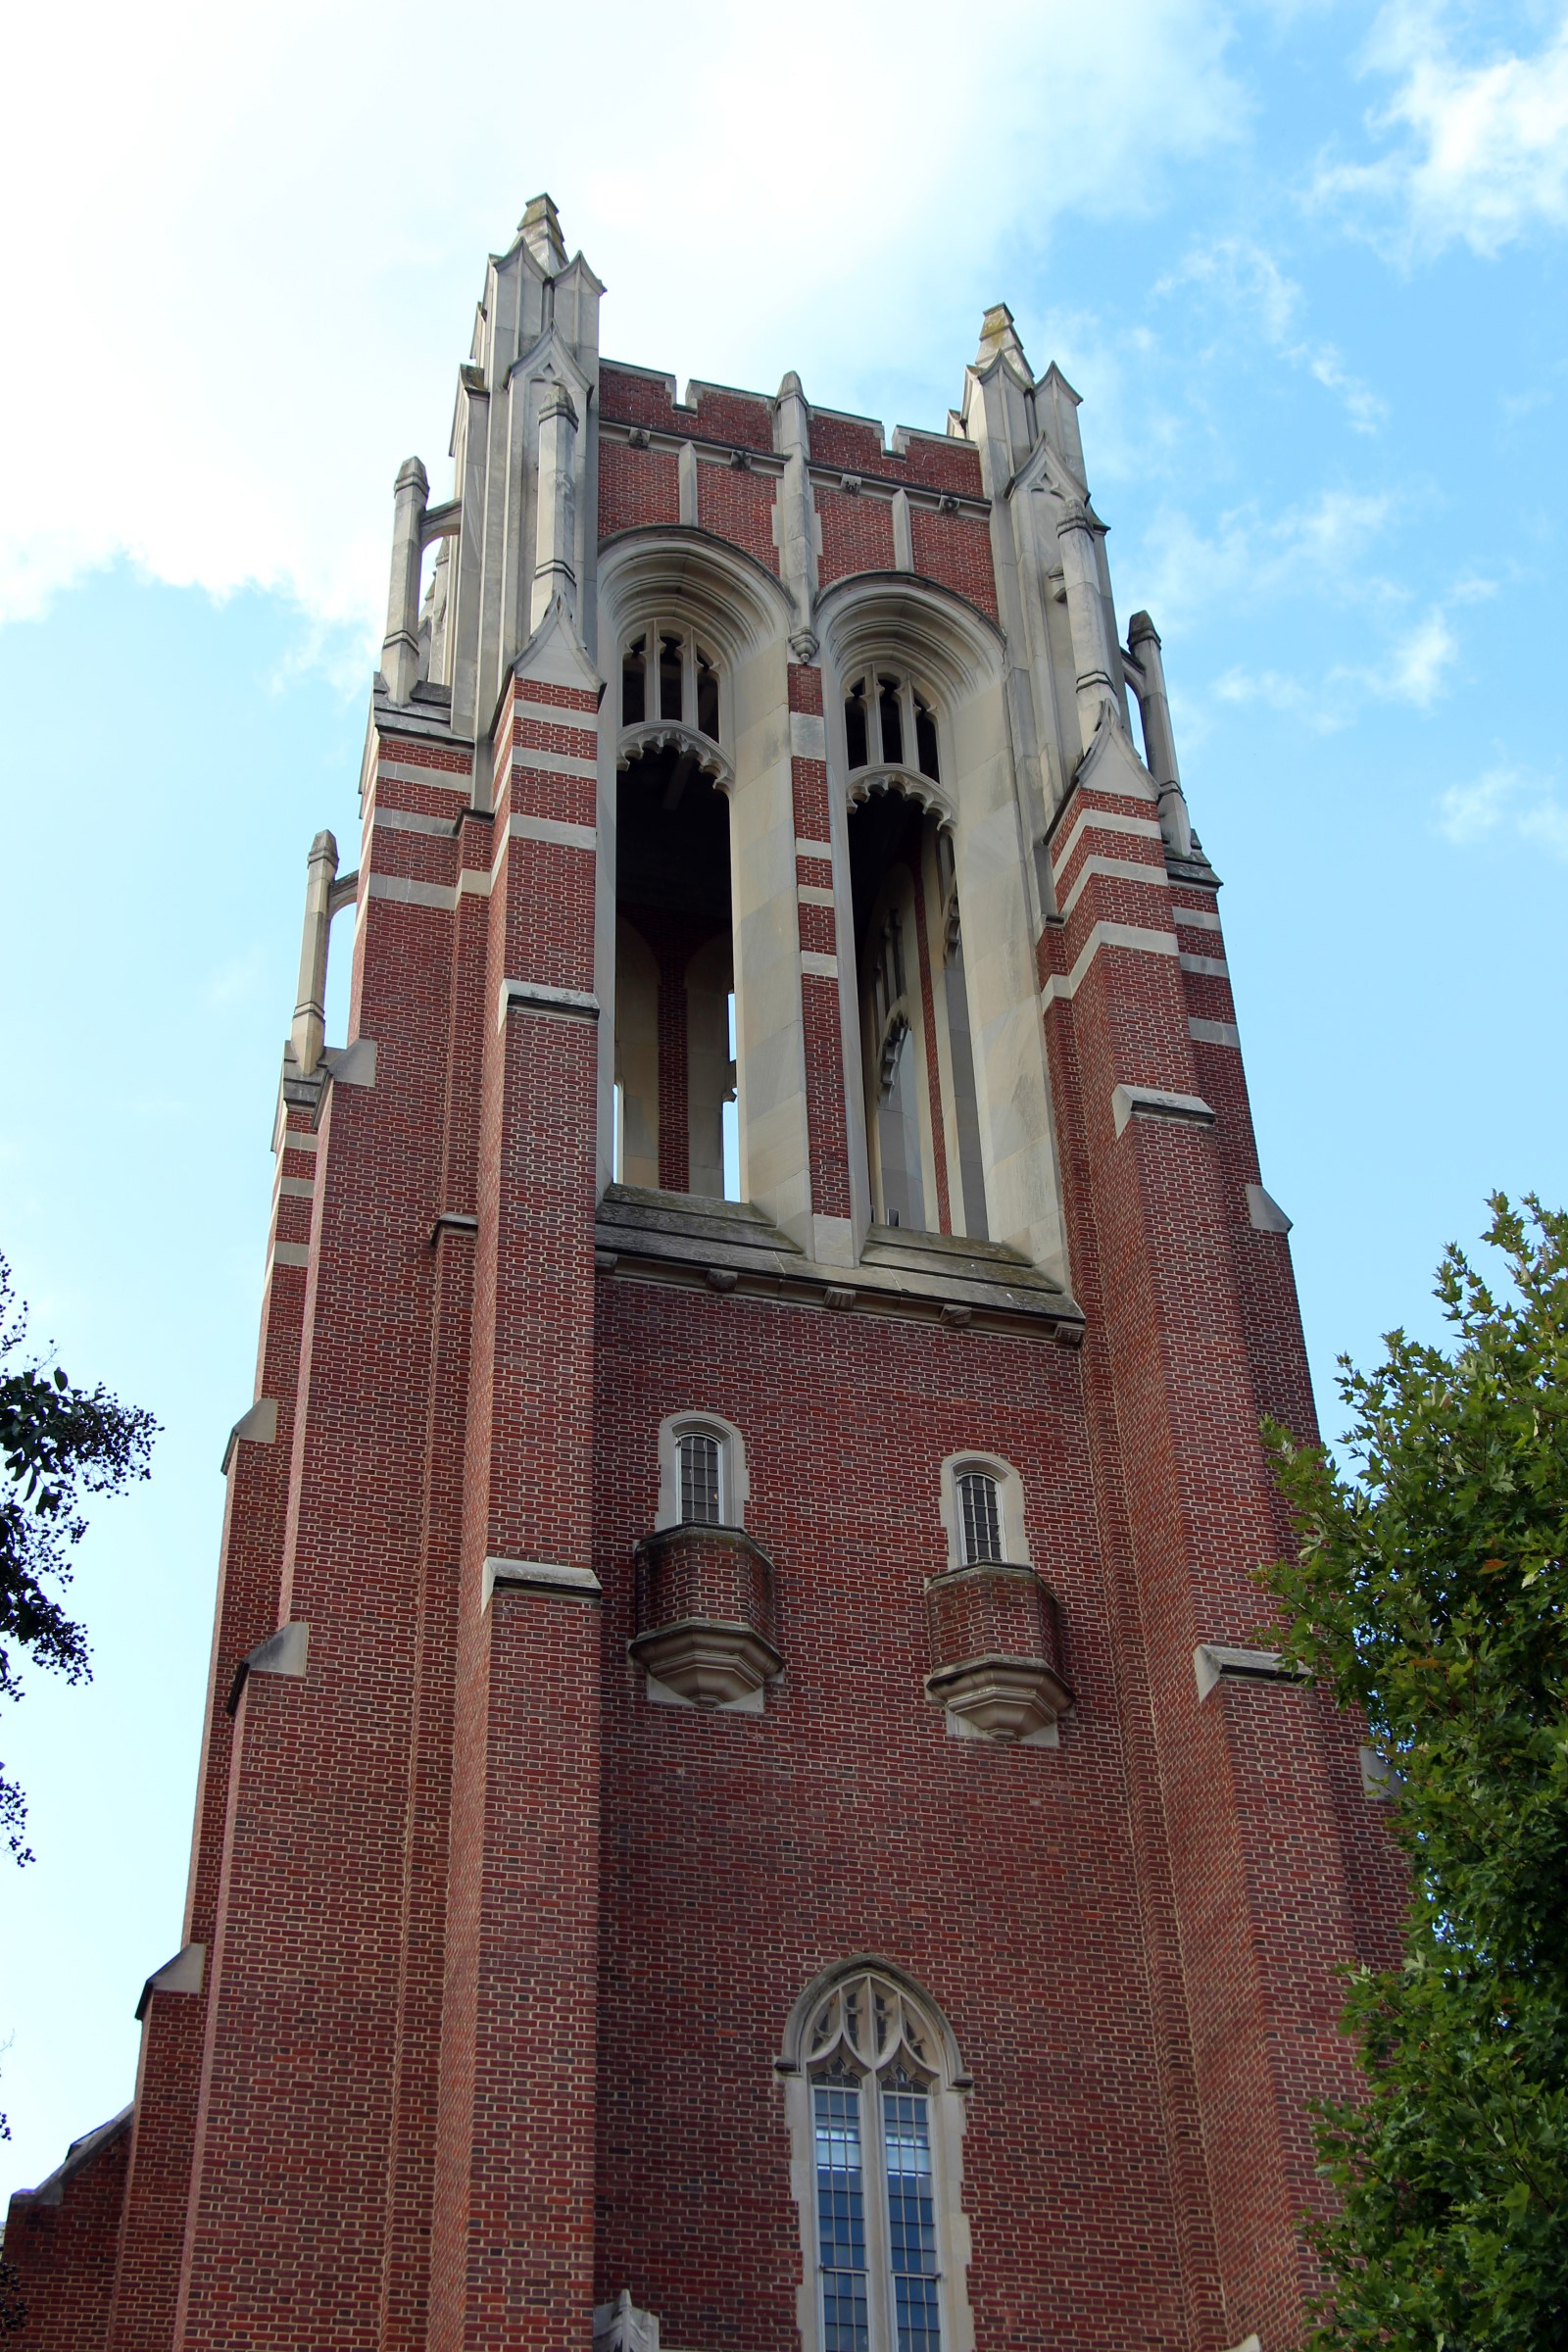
[1212,600,1461,730]
[1385,607,1457,704]
[1315,5,1568,258]
[1134,485,1397,622]
[1156,237,1389,429]
[1437,761,1568,856]
[0,0,1245,646]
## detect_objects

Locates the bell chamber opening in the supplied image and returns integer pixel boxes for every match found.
[613,740,738,1201]
[848,786,988,1243]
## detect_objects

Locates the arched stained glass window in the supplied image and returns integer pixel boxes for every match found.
[787,1967,969,2352]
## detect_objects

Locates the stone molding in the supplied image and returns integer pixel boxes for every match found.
[220,1396,277,1474]
[497,977,601,1026]
[1193,1643,1309,1702]
[483,1557,603,1605]
[1110,1083,1215,1140]
[135,1942,206,2023]
[226,1621,310,1716]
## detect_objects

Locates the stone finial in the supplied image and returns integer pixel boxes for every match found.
[519,193,567,275]
[381,461,429,705]
[290,831,339,1080]
[1123,611,1193,858]
[593,2292,661,2352]
[975,301,1031,374]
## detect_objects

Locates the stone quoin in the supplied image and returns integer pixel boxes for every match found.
[5,194,1405,2352]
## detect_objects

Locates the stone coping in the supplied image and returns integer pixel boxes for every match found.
[595,1187,1083,1340]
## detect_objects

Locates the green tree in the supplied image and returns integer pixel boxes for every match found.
[1263,1196,1568,2352]
[0,1250,158,1865]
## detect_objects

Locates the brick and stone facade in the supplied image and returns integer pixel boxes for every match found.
[4,194,1404,2352]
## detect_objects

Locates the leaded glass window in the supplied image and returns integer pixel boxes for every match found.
[801,1970,956,2352]
[815,2070,869,2352]
[677,1427,723,1525]
[956,1469,1003,1566]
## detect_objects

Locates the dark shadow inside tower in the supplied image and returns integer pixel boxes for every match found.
[849,787,988,1239]
[614,744,736,1199]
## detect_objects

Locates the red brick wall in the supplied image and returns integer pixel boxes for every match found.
[599,441,679,538]
[808,415,887,472]
[695,466,778,573]
[908,509,999,619]
[598,367,683,433]
[7,2116,130,2350]
[816,488,895,585]
[591,1280,1196,2352]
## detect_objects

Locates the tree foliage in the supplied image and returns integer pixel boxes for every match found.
[1263,1196,1568,2352]
[0,1252,158,1863]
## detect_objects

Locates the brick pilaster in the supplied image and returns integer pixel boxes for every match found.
[172,732,467,2350]
[108,1114,315,2352]
[1042,751,1367,2349]
[428,638,603,2352]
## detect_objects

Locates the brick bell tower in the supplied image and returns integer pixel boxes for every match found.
[7,195,1403,2352]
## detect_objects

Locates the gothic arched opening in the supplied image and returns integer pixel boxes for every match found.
[614,741,736,1200]
[849,787,988,1240]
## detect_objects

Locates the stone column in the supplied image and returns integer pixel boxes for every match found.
[1125,612,1193,858]
[530,383,579,633]
[381,458,429,705]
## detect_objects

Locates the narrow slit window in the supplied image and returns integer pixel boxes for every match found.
[877,677,904,768]
[913,696,940,783]
[696,647,720,741]
[677,1428,723,1525]
[845,682,869,771]
[956,1470,1003,1565]
[660,633,684,721]
[622,634,647,726]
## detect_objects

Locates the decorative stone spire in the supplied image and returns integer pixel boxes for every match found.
[519,192,567,275]
[974,301,1031,375]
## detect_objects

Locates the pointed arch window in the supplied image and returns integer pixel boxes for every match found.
[784,1967,973,2352]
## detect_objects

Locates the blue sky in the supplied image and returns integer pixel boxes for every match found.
[2,0,1565,2200]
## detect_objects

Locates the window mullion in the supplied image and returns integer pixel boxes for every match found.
[862,2075,895,2352]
